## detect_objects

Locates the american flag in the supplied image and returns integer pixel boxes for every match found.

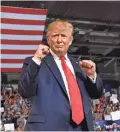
[1,6,48,72]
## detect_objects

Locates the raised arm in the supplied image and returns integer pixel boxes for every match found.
[80,60,103,99]
[18,57,40,97]
[18,44,49,97]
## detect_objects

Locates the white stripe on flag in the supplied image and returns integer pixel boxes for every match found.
[1,12,47,20]
[1,34,43,40]
[1,23,45,31]
[1,44,38,50]
[1,63,23,68]
[1,54,33,59]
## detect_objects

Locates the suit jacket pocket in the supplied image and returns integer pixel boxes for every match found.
[27,114,46,123]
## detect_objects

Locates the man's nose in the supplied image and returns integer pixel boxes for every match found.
[57,35,62,42]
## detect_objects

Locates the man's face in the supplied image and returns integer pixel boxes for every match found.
[47,22,73,56]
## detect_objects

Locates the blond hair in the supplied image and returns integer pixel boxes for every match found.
[46,20,74,37]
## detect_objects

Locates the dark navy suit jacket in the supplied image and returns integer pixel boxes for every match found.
[18,53,103,131]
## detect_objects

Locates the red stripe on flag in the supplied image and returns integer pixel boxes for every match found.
[1,59,24,63]
[1,6,48,15]
[1,29,43,35]
[1,40,42,45]
[1,50,36,54]
[1,18,46,25]
[1,68,22,72]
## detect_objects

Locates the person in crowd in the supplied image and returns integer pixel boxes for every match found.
[1,85,30,131]
[112,122,120,131]
[101,125,106,131]
[18,20,103,131]
[94,122,101,131]
[16,115,25,131]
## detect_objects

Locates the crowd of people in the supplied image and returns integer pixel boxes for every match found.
[1,85,31,131]
[1,84,120,131]
[94,122,120,131]
[92,90,120,131]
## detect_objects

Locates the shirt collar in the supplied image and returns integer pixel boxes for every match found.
[50,49,68,60]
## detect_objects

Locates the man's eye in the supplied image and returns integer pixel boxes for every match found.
[52,35,58,37]
[61,35,67,37]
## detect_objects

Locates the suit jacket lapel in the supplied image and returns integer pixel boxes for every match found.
[43,53,69,100]
[68,54,86,80]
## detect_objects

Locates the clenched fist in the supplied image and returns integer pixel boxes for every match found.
[33,44,49,62]
[80,60,96,78]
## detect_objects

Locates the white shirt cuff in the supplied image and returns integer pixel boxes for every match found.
[32,57,41,65]
[88,72,97,83]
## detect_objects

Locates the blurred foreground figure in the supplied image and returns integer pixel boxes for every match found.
[19,20,103,131]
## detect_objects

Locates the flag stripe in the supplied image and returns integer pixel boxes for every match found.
[1,12,46,20]
[1,59,24,63]
[1,63,23,68]
[1,50,36,54]
[1,18,46,25]
[2,6,48,15]
[1,54,33,59]
[1,34,43,41]
[1,40,42,45]
[1,29,44,35]
[1,68,22,72]
[1,44,38,51]
[1,23,45,31]
[1,44,38,50]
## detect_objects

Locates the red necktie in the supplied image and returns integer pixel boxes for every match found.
[60,56,84,125]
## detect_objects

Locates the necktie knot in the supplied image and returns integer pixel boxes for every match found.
[60,56,66,61]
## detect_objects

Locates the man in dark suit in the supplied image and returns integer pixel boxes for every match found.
[18,20,103,131]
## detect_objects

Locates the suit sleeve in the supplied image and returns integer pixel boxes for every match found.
[71,56,103,99]
[18,57,40,97]
[84,74,104,99]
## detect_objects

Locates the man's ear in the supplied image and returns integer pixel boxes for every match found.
[46,35,48,41]
[46,36,50,46]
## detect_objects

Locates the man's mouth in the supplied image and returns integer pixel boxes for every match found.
[57,45,64,48]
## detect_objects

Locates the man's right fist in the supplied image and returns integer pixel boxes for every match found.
[33,44,49,62]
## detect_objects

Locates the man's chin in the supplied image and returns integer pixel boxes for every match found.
[58,48,64,52]
[53,49,66,56]
[57,51,66,56]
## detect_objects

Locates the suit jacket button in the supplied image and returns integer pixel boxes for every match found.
[65,121,68,124]
[66,104,69,108]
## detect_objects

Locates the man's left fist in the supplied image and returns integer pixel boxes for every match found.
[80,60,96,78]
